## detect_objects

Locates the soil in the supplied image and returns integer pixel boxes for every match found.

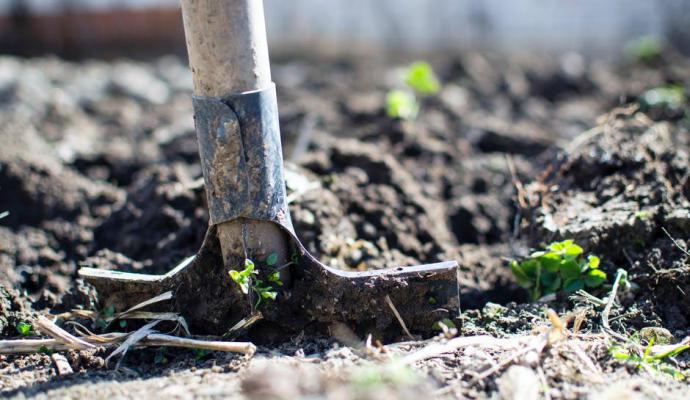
[0,49,689,398]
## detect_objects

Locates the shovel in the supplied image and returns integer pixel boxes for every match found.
[79,0,459,339]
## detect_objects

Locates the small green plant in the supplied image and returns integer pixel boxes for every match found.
[625,35,663,62]
[510,239,607,300]
[228,258,282,309]
[385,90,418,120]
[611,338,690,380]
[386,61,440,120]
[96,304,116,330]
[404,61,441,95]
[16,321,32,336]
[154,347,169,365]
[634,210,651,221]
[193,348,211,360]
[432,318,457,331]
[641,85,685,110]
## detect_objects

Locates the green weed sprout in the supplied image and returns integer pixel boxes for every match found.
[229,258,281,309]
[625,35,663,62]
[404,61,440,95]
[16,321,32,336]
[385,90,418,120]
[386,61,440,120]
[641,85,685,110]
[510,239,607,300]
[611,338,690,380]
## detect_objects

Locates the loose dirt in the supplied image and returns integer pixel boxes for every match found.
[1,51,689,398]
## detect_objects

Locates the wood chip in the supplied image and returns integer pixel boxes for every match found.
[51,353,73,376]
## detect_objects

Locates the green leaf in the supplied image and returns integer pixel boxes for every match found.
[510,261,533,288]
[103,305,115,318]
[260,290,277,300]
[228,270,240,281]
[543,275,562,295]
[611,348,633,361]
[243,259,256,275]
[385,90,418,120]
[625,35,662,62]
[539,253,561,272]
[229,270,250,294]
[520,259,540,279]
[585,269,607,288]
[588,255,601,269]
[560,259,581,279]
[563,277,585,292]
[16,321,31,336]
[404,61,440,94]
[265,253,279,266]
[641,85,685,110]
[268,271,283,286]
[540,272,561,294]
[529,251,546,258]
[194,348,211,360]
[540,270,558,287]
[432,318,457,330]
[549,239,572,252]
[564,243,584,259]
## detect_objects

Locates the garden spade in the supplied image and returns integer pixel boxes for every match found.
[79,0,459,338]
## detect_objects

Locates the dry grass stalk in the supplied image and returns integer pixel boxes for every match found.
[35,316,95,350]
[384,295,414,340]
[143,334,256,355]
[0,338,75,354]
[106,320,161,367]
[0,332,256,356]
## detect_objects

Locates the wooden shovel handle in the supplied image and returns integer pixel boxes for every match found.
[180,0,271,96]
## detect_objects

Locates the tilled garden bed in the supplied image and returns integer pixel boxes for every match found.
[1,51,689,398]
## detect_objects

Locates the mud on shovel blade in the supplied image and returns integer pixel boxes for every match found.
[78,85,460,338]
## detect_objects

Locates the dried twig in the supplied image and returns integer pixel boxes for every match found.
[144,334,256,355]
[661,227,690,257]
[35,316,95,350]
[112,291,173,321]
[384,295,414,340]
[601,269,629,343]
[0,338,76,354]
[224,312,263,338]
[0,333,256,356]
[106,320,161,368]
[505,154,527,209]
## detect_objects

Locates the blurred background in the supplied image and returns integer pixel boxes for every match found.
[0,0,689,59]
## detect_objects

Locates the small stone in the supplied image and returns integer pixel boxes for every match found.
[497,365,540,400]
